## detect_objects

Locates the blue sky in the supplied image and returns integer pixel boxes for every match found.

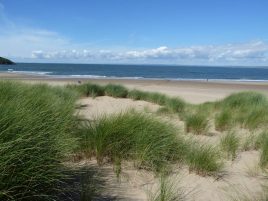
[0,0,268,65]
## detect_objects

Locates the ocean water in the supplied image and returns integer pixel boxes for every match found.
[1,63,268,81]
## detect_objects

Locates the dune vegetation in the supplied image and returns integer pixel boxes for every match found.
[220,132,240,160]
[76,111,185,174]
[1,81,268,200]
[0,82,78,200]
[185,113,209,135]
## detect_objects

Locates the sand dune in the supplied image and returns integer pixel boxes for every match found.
[75,95,267,201]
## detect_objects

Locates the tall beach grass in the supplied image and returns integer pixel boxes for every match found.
[0,81,78,200]
[75,110,186,174]
[76,110,222,176]
[258,131,268,169]
[67,82,104,97]
[104,84,128,98]
[185,113,209,135]
[214,92,268,130]
[186,142,222,176]
[220,132,240,160]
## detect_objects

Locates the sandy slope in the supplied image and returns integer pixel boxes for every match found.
[74,96,267,201]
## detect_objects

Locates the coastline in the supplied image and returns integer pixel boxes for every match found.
[1,72,268,104]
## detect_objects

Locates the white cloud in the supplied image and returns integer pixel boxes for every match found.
[0,3,268,65]
[30,41,268,65]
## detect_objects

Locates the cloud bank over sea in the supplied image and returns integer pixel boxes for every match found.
[31,41,268,65]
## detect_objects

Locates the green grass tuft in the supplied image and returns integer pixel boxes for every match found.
[164,97,186,113]
[76,111,186,173]
[215,91,268,130]
[258,131,268,169]
[104,84,128,98]
[220,91,267,109]
[185,113,209,135]
[215,109,233,131]
[127,89,148,100]
[144,92,168,105]
[186,143,222,176]
[67,82,104,97]
[220,132,240,160]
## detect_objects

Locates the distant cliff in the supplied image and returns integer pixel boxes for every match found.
[0,57,15,65]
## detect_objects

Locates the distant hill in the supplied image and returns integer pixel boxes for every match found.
[0,57,15,65]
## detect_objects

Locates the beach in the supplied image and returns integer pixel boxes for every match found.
[1,72,268,104]
[2,1,268,200]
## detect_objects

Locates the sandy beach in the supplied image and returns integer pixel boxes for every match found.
[1,72,268,104]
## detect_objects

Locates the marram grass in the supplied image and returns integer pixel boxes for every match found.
[185,113,209,135]
[75,110,186,173]
[0,81,78,200]
[215,109,233,131]
[67,82,104,97]
[76,110,222,176]
[104,84,128,98]
[220,132,240,160]
[186,142,222,176]
[258,131,268,169]
[214,91,268,130]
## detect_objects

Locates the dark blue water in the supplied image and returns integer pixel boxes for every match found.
[1,63,268,81]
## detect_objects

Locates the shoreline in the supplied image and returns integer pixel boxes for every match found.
[2,71,268,83]
[1,72,268,104]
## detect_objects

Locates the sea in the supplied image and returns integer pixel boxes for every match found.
[1,63,268,82]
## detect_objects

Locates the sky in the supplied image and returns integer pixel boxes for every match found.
[0,0,268,65]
